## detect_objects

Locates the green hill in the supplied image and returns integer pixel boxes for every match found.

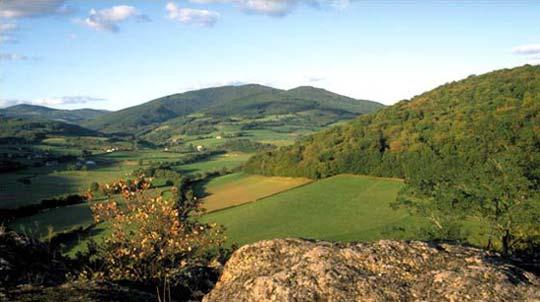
[203,86,381,117]
[83,84,383,135]
[0,104,109,124]
[244,65,540,179]
[0,117,100,142]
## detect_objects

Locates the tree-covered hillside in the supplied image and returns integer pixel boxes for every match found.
[245,65,540,180]
[83,84,382,134]
[0,104,109,124]
[245,65,540,254]
[203,86,382,117]
[0,117,99,142]
[83,84,277,133]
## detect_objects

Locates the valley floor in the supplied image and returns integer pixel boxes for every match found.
[202,174,414,246]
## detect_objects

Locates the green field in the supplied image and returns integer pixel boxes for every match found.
[11,203,94,239]
[176,152,252,174]
[202,174,415,246]
[196,172,312,212]
[9,186,172,241]
[0,149,188,208]
[2,143,257,253]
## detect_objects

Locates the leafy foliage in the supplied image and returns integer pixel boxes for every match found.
[245,65,540,254]
[80,176,226,298]
[245,65,540,180]
[220,139,276,153]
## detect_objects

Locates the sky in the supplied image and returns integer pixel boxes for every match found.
[1,0,539,110]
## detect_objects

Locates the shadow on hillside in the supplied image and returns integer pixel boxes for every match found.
[59,225,106,255]
[191,177,213,199]
[176,168,199,174]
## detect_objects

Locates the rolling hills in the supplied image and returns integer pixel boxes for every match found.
[0,85,383,149]
[0,104,109,124]
[82,84,383,136]
[245,65,540,179]
[0,117,100,142]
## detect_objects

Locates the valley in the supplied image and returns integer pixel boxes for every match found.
[1,67,539,301]
[0,84,386,256]
[3,3,540,300]
[2,65,539,258]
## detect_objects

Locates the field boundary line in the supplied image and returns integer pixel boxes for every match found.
[338,173,404,183]
[203,178,314,215]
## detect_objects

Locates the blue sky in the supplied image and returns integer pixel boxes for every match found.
[1,0,539,110]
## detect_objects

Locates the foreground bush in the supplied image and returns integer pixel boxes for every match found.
[80,176,226,301]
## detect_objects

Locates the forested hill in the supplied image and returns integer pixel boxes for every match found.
[0,104,109,124]
[0,117,100,142]
[83,84,383,134]
[244,65,540,179]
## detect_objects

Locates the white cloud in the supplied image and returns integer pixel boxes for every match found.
[0,96,106,108]
[0,99,23,107]
[183,80,250,91]
[166,2,220,27]
[80,5,150,33]
[0,53,37,61]
[512,44,540,65]
[304,75,325,82]
[0,22,19,44]
[526,55,540,65]
[0,36,17,44]
[0,0,72,18]
[242,0,297,16]
[188,0,349,16]
[0,1,73,44]
[34,96,106,106]
[0,23,18,33]
[512,44,540,55]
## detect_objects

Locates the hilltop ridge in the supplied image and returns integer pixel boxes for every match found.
[82,84,383,134]
[245,64,540,179]
[0,104,109,124]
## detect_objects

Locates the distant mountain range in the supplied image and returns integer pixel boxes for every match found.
[82,84,383,134]
[0,104,110,124]
[0,85,383,146]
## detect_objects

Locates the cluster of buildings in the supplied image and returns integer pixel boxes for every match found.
[105,147,119,153]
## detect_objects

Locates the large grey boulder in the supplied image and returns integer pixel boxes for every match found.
[204,238,540,302]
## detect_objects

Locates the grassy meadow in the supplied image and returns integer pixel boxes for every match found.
[11,203,94,239]
[0,149,186,208]
[2,138,255,252]
[195,172,312,212]
[175,152,252,174]
[202,174,414,246]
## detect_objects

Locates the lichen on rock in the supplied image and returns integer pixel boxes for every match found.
[204,238,540,302]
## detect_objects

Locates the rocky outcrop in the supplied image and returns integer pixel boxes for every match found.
[0,227,68,287]
[204,238,540,302]
[1,281,156,302]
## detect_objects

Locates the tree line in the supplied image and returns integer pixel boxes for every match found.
[244,65,540,256]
